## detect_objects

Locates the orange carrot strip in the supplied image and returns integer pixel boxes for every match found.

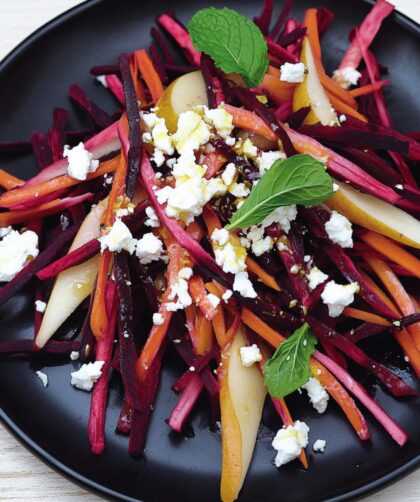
[320,73,358,109]
[203,151,228,179]
[359,270,398,313]
[195,311,214,355]
[205,282,228,347]
[349,80,389,97]
[242,307,368,438]
[133,50,164,103]
[136,243,190,381]
[224,105,277,141]
[90,250,112,340]
[185,303,198,349]
[245,256,281,291]
[129,58,148,104]
[268,65,280,77]
[189,275,219,321]
[0,156,119,208]
[260,73,296,104]
[360,231,420,279]
[326,90,368,122]
[0,169,24,190]
[364,256,420,351]
[343,307,391,327]
[304,9,322,63]
[202,204,222,234]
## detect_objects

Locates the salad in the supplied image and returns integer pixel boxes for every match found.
[0,0,419,500]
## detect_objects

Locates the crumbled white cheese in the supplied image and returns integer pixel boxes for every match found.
[99,219,136,254]
[321,281,359,317]
[229,182,250,198]
[206,293,220,309]
[211,228,230,246]
[225,136,236,146]
[280,62,306,83]
[233,271,257,298]
[303,255,311,263]
[333,67,362,89]
[221,162,236,186]
[306,267,328,291]
[252,236,273,257]
[240,344,262,367]
[115,206,134,218]
[178,267,193,280]
[261,205,298,234]
[325,210,353,248]
[144,206,160,228]
[313,439,326,452]
[71,361,104,391]
[36,370,48,388]
[214,241,246,274]
[0,226,12,238]
[172,110,211,154]
[96,75,108,87]
[222,289,233,302]
[256,150,285,176]
[290,264,300,275]
[0,230,39,282]
[136,233,164,264]
[272,421,310,467]
[241,139,258,159]
[204,105,234,138]
[70,351,80,361]
[165,270,193,312]
[35,300,47,313]
[302,377,329,413]
[153,312,164,325]
[339,114,347,123]
[64,142,99,180]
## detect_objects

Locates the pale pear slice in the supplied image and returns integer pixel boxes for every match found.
[220,330,267,502]
[327,180,420,249]
[293,37,339,126]
[35,198,107,349]
[156,70,208,133]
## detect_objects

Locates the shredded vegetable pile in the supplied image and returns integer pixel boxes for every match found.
[1,1,420,500]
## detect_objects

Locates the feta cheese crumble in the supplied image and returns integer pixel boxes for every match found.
[272,421,310,467]
[35,300,47,313]
[204,105,234,138]
[222,289,233,302]
[321,281,359,317]
[207,293,220,309]
[96,75,108,87]
[302,377,329,413]
[233,271,257,298]
[221,162,236,186]
[136,233,164,264]
[64,142,99,180]
[144,206,160,228]
[213,237,247,275]
[71,361,105,391]
[280,62,306,83]
[165,268,193,312]
[36,370,48,388]
[261,205,298,234]
[99,219,136,254]
[70,351,80,361]
[0,230,39,282]
[325,210,353,248]
[313,439,326,452]
[240,344,262,367]
[332,67,362,89]
[153,313,164,325]
[256,150,285,176]
[306,267,328,291]
[0,226,12,238]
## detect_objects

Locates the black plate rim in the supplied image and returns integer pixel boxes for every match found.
[0,1,419,500]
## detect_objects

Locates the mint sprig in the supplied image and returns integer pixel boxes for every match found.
[264,323,317,399]
[188,7,269,87]
[226,154,333,230]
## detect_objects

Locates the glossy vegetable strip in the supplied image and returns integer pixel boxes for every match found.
[88,280,118,454]
[30,132,53,170]
[204,282,228,347]
[268,0,293,40]
[136,242,189,382]
[167,373,204,432]
[360,232,420,279]
[189,275,219,321]
[325,91,368,122]
[195,311,214,355]
[343,307,391,327]
[0,193,92,227]
[245,256,281,291]
[266,38,299,63]
[241,308,370,439]
[364,257,420,350]
[69,84,113,129]
[253,0,274,34]
[338,0,394,72]
[133,50,164,103]
[0,156,119,208]
[349,80,390,97]
[0,169,23,190]
[104,74,125,104]
[203,151,228,180]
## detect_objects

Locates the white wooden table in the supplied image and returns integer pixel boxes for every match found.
[0,0,418,500]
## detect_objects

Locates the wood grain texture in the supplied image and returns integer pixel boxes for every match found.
[0,0,418,500]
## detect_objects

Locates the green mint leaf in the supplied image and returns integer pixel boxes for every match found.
[188,7,268,87]
[226,154,333,230]
[263,323,317,399]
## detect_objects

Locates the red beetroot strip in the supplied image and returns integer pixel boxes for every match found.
[89,280,119,454]
[0,339,81,356]
[69,84,114,130]
[114,253,142,411]
[167,373,204,432]
[306,314,416,397]
[30,132,53,170]
[104,75,125,105]
[48,108,69,163]
[268,0,293,40]
[0,224,79,307]
[172,369,196,394]
[0,140,31,153]
[253,0,274,35]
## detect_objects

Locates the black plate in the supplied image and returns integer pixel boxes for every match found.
[0,1,419,501]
